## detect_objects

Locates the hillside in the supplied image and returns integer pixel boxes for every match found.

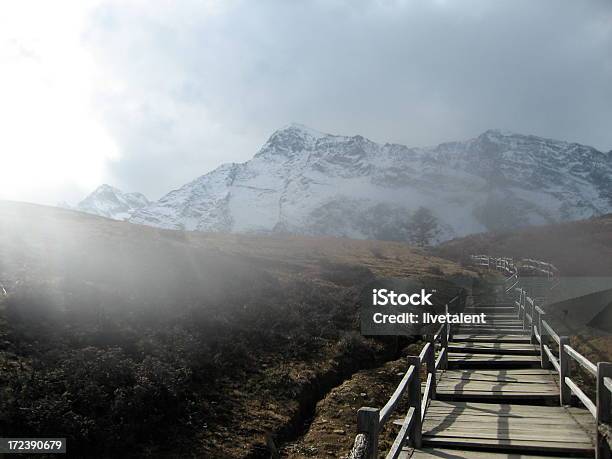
[0,201,471,458]
[436,214,612,276]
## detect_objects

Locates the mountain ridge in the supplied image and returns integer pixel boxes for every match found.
[73,126,612,242]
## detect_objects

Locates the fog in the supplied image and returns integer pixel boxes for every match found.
[0,201,275,320]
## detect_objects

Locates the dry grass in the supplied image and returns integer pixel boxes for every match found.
[184,231,470,280]
[0,201,473,458]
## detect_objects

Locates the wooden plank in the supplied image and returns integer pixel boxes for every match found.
[442,370,557,376]
[423,410,593,419]
[437,372,557,383]
[435,389,559,396]
[452,335,531,343]
[449,343,539,355]
[436,381,558,390]
[472,303,515,307]
[380,365,415,424]
[426,400,590,415]
[474,322,525,327]
[441,369,557,383]
[442,368,556,374]
[422,432,592,445]
[564,345,597,376]
[435,393,559,402]
[565,377,597,417]
[436,385,558,393]
[422,436,594,455]
[387,407,415,459]
[421,417,591,433]
[448,353,540,361]
[455,328,530,335]
[447,353,541,368]
[462,312,517,317]
[449,342,537,350]
[437,380,558,388]
[422,427,591,441]
[420,415,593,426]
[404,447,579,458]
[421,417,594,431]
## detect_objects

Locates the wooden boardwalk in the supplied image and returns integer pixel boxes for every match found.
[348,256,611,459]
[401,295,597,458]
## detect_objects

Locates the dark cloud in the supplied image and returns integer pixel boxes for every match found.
[85,0,612,199]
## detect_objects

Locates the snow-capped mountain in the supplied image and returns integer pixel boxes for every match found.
[124,124,610,242]
[73,184,150,220]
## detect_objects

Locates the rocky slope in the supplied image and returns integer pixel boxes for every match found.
[114,125,612,241]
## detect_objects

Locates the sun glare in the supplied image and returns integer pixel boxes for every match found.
[0,0,118,204]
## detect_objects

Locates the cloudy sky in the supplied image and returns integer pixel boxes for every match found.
[1,0,611,205]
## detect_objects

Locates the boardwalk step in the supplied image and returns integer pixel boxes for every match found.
[403,447,581,458]
[418,401,595,457]
[421,436,594,457]
[454,328,529,335]
[447,353,541,369]
[452,334,532,344]
[448,342,539,355]
[461,318,523,323]
[434,369,558,402]
[471,303,514,308]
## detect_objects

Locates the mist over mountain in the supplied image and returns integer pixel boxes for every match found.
[78,125,611,242]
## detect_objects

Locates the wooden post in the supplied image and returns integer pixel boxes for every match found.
[357,407,379,459]
[530,302,537,344]
[427,335,437,399]
[597,362,612,459]
[559,336,572,405]
[539,312,551,369]
[441,320,449,370]
[407,356,422,448]
[446,304,453,343]
[522,295,528,331]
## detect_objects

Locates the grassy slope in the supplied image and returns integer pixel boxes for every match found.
[0,201,471,458]
[435,214,612,276]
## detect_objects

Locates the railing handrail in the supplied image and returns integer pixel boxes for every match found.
[477,255,612,459]
[349,298,455,459]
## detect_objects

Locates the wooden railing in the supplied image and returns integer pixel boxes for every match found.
[470,254,515,276]
[470,255,519,292]
[520,257,559,279]
[348,300,456,459]
[488,256,612,458]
